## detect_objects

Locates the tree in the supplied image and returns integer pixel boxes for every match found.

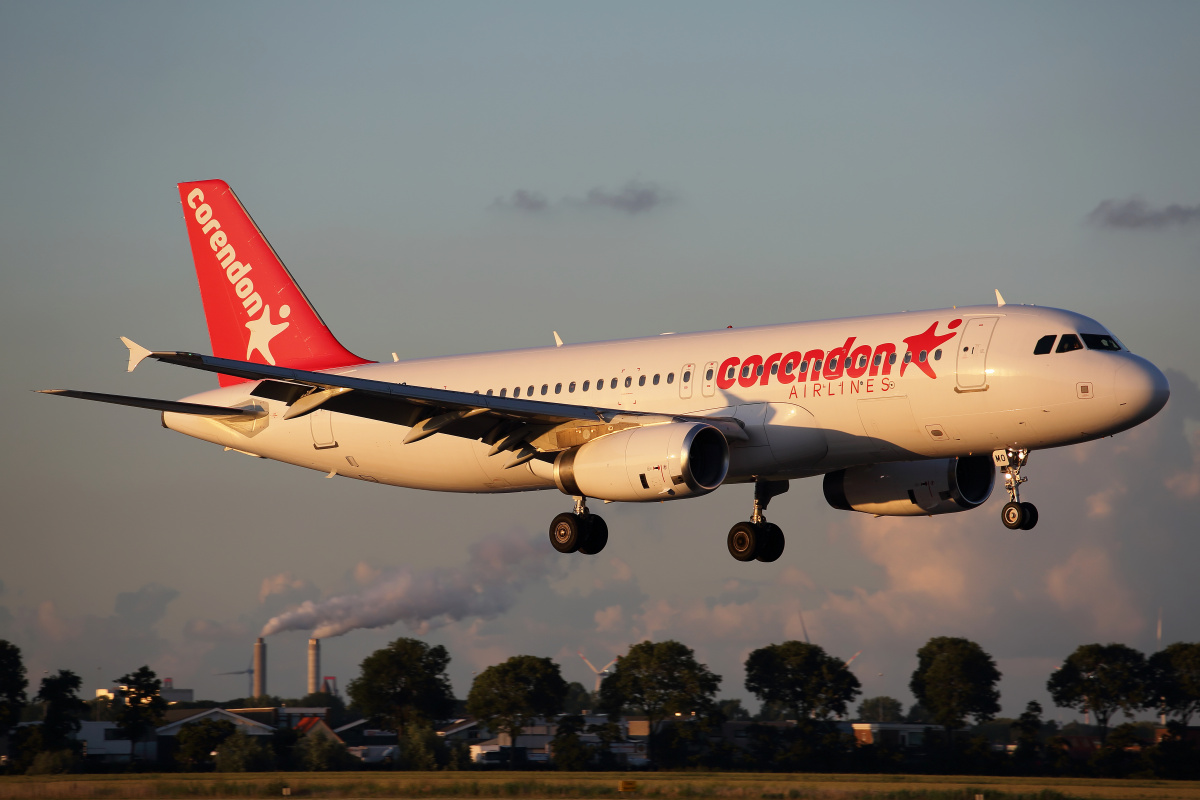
[214,729,274,772]
[467,655,568,747]
[296,731,358,771]
[550,713,592,770]
[718,698,751,721]
[346,638,454,741]
[36,670,89,751]
[598,640,721,762]
[1047,643,1148,744]
[1149,642,1200,725]
[745,641,861,722]
[113,666,167,761]
[562,682,594,715]
[176,718,236,770]
[0,640,28,744]
[909,637,1001,744]
[857,696,905,723]
[1011,700,1044,767]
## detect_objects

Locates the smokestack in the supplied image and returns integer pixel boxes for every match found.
[307,638,320,696]
[253,637,266,699]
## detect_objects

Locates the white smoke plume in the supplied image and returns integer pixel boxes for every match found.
[260,532,563,639]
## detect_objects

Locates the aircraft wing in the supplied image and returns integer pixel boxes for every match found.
[46,339,748,466]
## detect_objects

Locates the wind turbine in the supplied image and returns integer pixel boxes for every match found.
[578,651,618,693]
[215,660,254,697]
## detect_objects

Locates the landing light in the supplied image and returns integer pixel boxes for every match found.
[985,369,995,374]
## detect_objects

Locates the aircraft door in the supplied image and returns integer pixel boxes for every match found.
[679,363,695,400]
[701,361,718,397]
[956,317,999,390]
[310,409,338,449]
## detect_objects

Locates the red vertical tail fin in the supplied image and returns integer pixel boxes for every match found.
[178,180,369,386]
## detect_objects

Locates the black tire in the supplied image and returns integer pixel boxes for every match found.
[756,523,785,563]
[1001,501,1026,530]
[549,513,582,553]
[578,515,609,555]
[1020,502,1039,530]
[727,521,759,562]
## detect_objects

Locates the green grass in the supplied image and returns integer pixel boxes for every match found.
[2,773,1198,800]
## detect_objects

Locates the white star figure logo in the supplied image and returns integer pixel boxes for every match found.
[245,304,291,365]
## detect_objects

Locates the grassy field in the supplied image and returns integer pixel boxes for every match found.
[1,773,1199,800]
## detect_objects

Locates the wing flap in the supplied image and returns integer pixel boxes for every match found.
[39,389,266,419]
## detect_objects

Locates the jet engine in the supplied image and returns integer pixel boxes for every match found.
[823,455,995,516]
[554,422,729,502]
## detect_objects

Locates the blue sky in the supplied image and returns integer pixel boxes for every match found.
[2,1,1198,719]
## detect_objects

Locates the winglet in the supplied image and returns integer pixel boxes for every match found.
[994,289,1006,308]
[119,337,153,372]
[553,331,564,348]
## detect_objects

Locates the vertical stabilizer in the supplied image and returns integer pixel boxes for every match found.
[178,180,368,386]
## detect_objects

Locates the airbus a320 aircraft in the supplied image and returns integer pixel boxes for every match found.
[42,180,1170,563]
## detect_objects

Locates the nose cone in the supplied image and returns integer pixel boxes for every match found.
[1115,358,1170,425]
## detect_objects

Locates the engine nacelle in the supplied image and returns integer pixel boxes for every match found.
[554,422,729,502]
[823,455,995,516]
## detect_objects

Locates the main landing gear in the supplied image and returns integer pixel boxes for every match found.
[995,448,1039,531]
[727,480,789,563]
[549,496,609,556]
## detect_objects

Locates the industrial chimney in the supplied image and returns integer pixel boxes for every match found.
[307,638,320,696]
[253,637,266,699]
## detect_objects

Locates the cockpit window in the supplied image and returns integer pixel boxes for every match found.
[1081,333,1121,352]
[1056,334,1084,353]
[1033,334,1056,355]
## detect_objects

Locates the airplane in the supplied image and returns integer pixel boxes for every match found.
[40,180,1171,563]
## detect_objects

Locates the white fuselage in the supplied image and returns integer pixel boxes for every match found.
[163,304,1168,497]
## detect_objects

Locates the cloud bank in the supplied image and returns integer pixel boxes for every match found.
[1088,197,1200,230]
[260,532,565,638]
[492,180,672,216]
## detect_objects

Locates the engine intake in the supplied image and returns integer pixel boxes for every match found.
[554,422,729,502]
[823,455,995,516]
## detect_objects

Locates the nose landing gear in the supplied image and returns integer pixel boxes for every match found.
[549,496,609,555]
[995,448,1038,530]
[727,480,788,562]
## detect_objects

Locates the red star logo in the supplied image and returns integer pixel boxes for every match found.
[900,320,960,378]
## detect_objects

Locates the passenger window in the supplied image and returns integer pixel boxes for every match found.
[829,357,839,370]
[741,365,751,379]
[528,385,535,396]
[653,374,660,385]
[638,375,646,387]
[667,373,675,384]
[919,351,927,362]
[800,360,809,372]
[784,361,793,374]
[1081,333,1121,351]
[1056,334,1083,353]
[569,382,576,393]
[889,353,897,365]
[625,376,633,388]
[596,379,603,391]
[583,380,590,391]
[728,366,736,380]
[513,387,520,397]
[554,383,561,394]
[934,349,942,361]
[487,389,493,396]
[682,370,691,382]
[705,368,714,381]
[813,359,823,372]
[611,378,618,389]
[903,352,912,364]
[771,363,778,375]
[1033,334,1056,355]
[873,354,882,367]
[756,365,764,377]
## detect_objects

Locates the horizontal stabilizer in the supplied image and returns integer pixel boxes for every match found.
[38,389,266,419]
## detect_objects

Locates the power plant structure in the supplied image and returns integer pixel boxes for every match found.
[253,637,267,698]
[307,638,321,696]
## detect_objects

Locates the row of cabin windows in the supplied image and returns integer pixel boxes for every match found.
[728,348,942,381]
[482,371,680,398]
[1033,333,1123,356]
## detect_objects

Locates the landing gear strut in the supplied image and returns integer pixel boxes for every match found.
[549,496,608,555]
[727,480,789,563]
[995,448,1038,530]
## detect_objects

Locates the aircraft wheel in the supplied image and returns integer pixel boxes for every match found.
[1019,502,1039,530]
[1001,501,1026,530]
[727,522,759,562]
[578,515,609,555]
[549,513,583,553]
[756,523,785,563]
